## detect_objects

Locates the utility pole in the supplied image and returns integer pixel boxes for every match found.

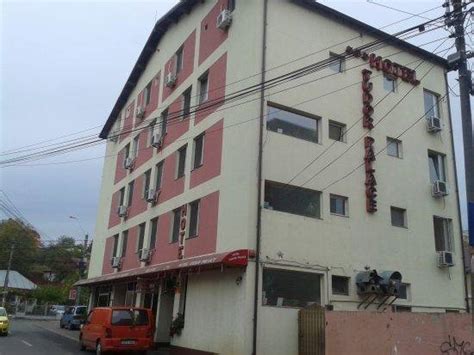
[446,0,473,314]
[2,244,15,307]
[76,234,88,306]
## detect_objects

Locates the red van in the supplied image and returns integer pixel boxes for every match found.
[79,307,154,354]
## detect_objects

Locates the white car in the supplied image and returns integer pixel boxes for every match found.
[50,305,66,317]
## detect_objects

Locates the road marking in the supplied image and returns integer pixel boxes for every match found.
[21,340,33,347]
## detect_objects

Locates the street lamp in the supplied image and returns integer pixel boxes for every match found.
[69,215,86,236]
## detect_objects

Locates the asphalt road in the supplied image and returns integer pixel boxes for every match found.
[0,319,83,355]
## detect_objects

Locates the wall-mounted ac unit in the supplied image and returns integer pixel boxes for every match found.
[109,130,119,142]
[146,189,159,203]
[123,157,135,170]
[136,106,145,119]
[432,180,449,197]
[165,72,177,88]
[427,116,442,133]
[111,256,122,268]
[217,9,232,30]
[117,205,128,217]
[139,248,152,262]
[438,251,454,267]
[151,133,164,148]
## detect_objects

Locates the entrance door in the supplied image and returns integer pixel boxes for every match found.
[298,304,325,355]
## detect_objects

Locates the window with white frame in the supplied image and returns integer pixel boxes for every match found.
[428,151,446,183]
[143,170,151,199]
[424,89,441,119]
[328,120,346,142]
[119,187,125,207]
[137,223,146,253]
[155,161,164,191]
[193,134,204,169]
[132,135,140,159]
[112,234,119,257]
[161,108,168,135]
[182,87,192,118]
[332,275,349,295]
[121,230,128,257]
[198,72,209,104]
[127,181,134,207]
[176,46,184,74]
[188,200,200,238]
[266,103,319,143]
[387,137,402,158]
[170,209,181,243]
[398,283,410,300]
[383,74,397,92]
[149,217,158,249]
[391,206,407,228]
[329,52,345,73]
[264,180,321,218]
[433,216,453,252]
[148,118,157,146]
[330,194,348,216]
[144,81,152,106]
[262,268,321,308]
[176,145,187,179]
[124,144,131,164]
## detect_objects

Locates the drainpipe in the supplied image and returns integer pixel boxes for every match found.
[252,0,268,354]
[444,70,470,313]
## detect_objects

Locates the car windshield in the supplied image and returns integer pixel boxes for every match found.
[0,308,6,316]
[55,306,65,311]
[76,307,87,315]
[111,309,149,326]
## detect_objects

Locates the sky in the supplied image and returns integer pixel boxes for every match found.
[0,0,472,244]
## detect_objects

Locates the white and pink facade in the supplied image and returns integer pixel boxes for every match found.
[81,1,468,354]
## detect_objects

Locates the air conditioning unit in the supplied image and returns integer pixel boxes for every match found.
[151,133,164,148]
[438,251,454,267]
[427,116,442,133]
[146,188,159,203]
[123,157,135,170]
[139,249,152,262]
[117,205,128,217]
[216,9,232,30]
[136,106,145,119]
[432,180,449,197]
[111,256,122,268]
[165,72,177,88]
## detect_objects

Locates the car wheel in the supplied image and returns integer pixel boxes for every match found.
[67,322,72,330]
[60,321,64,328]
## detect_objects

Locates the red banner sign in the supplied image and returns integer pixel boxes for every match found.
[364,136,377,213]
[178,205,187,259]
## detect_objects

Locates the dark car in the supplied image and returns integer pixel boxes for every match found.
[60,305,87,330]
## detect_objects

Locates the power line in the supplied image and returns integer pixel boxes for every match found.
[0,10,448,157]
[366,0,439,22]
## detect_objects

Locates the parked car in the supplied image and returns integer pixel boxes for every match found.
[50,305,66,316]
[0,307,9,336]
[60,305,87,330]
[79,307,154,354]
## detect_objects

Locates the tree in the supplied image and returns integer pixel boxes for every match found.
[0,219,40,278]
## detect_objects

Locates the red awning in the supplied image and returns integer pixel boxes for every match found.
[75,249,253,287]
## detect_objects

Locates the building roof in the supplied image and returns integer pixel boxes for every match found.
[99,0,448,139]
[0,270,37,291]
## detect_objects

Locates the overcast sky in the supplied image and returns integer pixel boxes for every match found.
[0,0,471,243]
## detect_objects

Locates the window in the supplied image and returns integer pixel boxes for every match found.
[262,269,321,308]
[398,283,409,300]
[132,135,140,159]
[176,145,187,179]
[111,309,149,326]
[392,305,412,312]
[329,52,345,73]
[383,74,396,92]
[193,134,204,169]
[149,218,158,249]
[119,187,125,207]
[171,209,181,243]
[264,181,321,219]
[143,170,151,199]
[433,216,453,252]
[428,151,446,183]
[391,206,407,228]
[155,161,164,190]
[161,108,168,134]
[266,104,319,143]
[188,200,200,238]
[328,120,346,142]
[137,223,146,252]
[176,46,184,74]
[387,137,402,158]
[144,81,152,106]
[121,230,128,257]
[198,72,209,104]
[148,118,157,146]
[330,194,348,216]
[228,0,236,11]
[112,234,119,257]
[332,276,349,295]
[127,181,134,207]
[182,87,192,118]
[124,143,131,163]
[424,89,440,119]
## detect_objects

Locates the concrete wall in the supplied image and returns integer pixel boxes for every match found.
[326,311,473,355]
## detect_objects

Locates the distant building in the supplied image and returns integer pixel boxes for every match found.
[78,1,467,354]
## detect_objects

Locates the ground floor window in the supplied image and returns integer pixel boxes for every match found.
[262,268,321,308]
